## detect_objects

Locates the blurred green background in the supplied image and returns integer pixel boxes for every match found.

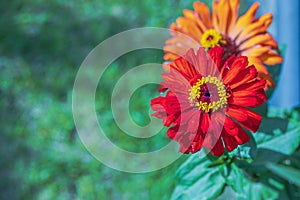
[0,1,194,199]
[0,0,280,199]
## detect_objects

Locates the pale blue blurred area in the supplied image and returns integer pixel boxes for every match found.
[249,0,300,108]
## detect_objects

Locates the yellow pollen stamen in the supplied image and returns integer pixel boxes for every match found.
[200,29,223,49]
[188,76,227,113]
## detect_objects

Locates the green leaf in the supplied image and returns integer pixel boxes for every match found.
[171,152,226,200]
[248,149,287,173]
[268,106,300,122]
[250,102,268,117]
[257,126,300,155]
[228,131,257,162]
[254,117,300,155]
[267,163,300,187]
[224,163,246,196]
[255,117,289,138]
[224,163,280,200]
[247,117,300,173]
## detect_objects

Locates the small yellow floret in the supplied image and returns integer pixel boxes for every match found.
[200,29,223,49]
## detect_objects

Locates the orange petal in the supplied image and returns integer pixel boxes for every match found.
[193,2,212,29]
[260,34,278,49]
[212,1,220,33]
[259,73,275,88]
[176,17,203,40]
[183,9,208,33]
[170,23,181,33]
[230,2,260,38]
[239,33,276,51]
[259,50,283,65]
[247,56,268,74]
[247,56,275,88]
[164,44,191,60]
[236,13,273,44]
[164,52,179,61]
[227,0,240,33]
[212,0,230,34]
[242,46,271,57]
[164,33,201,61]
[162,62,171,72]
[212,0,240,34]
[165,33,200,47]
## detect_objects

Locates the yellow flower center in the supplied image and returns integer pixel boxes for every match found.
[200,29,223,49]
[188,76,227,113]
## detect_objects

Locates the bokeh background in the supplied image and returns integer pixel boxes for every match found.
[1,0,299,199]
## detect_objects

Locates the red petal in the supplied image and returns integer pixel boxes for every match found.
[195,48,209,76]
[210,138,224,156]
[223,116,240,136]
[227,106,262,132]
[200,113,211,133]
[187,111,201,133]
[158,85,168,93]
[229,66,258,89]
[222,131,239,152]
[228,95,262,107]
[208,46,224,71]
[167,125,180,139]
[224,121,250,144]
[179,109,201,133]
[222,56,249,84]
[232,79,266,93]
[203,113,222,149]
[229,86,266,107]
[171,49,199,80]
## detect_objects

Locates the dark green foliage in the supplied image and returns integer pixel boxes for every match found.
[172,108,300,200]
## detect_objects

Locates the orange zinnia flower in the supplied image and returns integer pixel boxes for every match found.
[151,47,266,156]
[164,0,283,88]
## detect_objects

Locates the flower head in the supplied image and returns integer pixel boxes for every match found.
[164,0,283,88]
[151,47,266,156]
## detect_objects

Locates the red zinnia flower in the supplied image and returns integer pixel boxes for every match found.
[164,0,283,88]
[151,46,266,156]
